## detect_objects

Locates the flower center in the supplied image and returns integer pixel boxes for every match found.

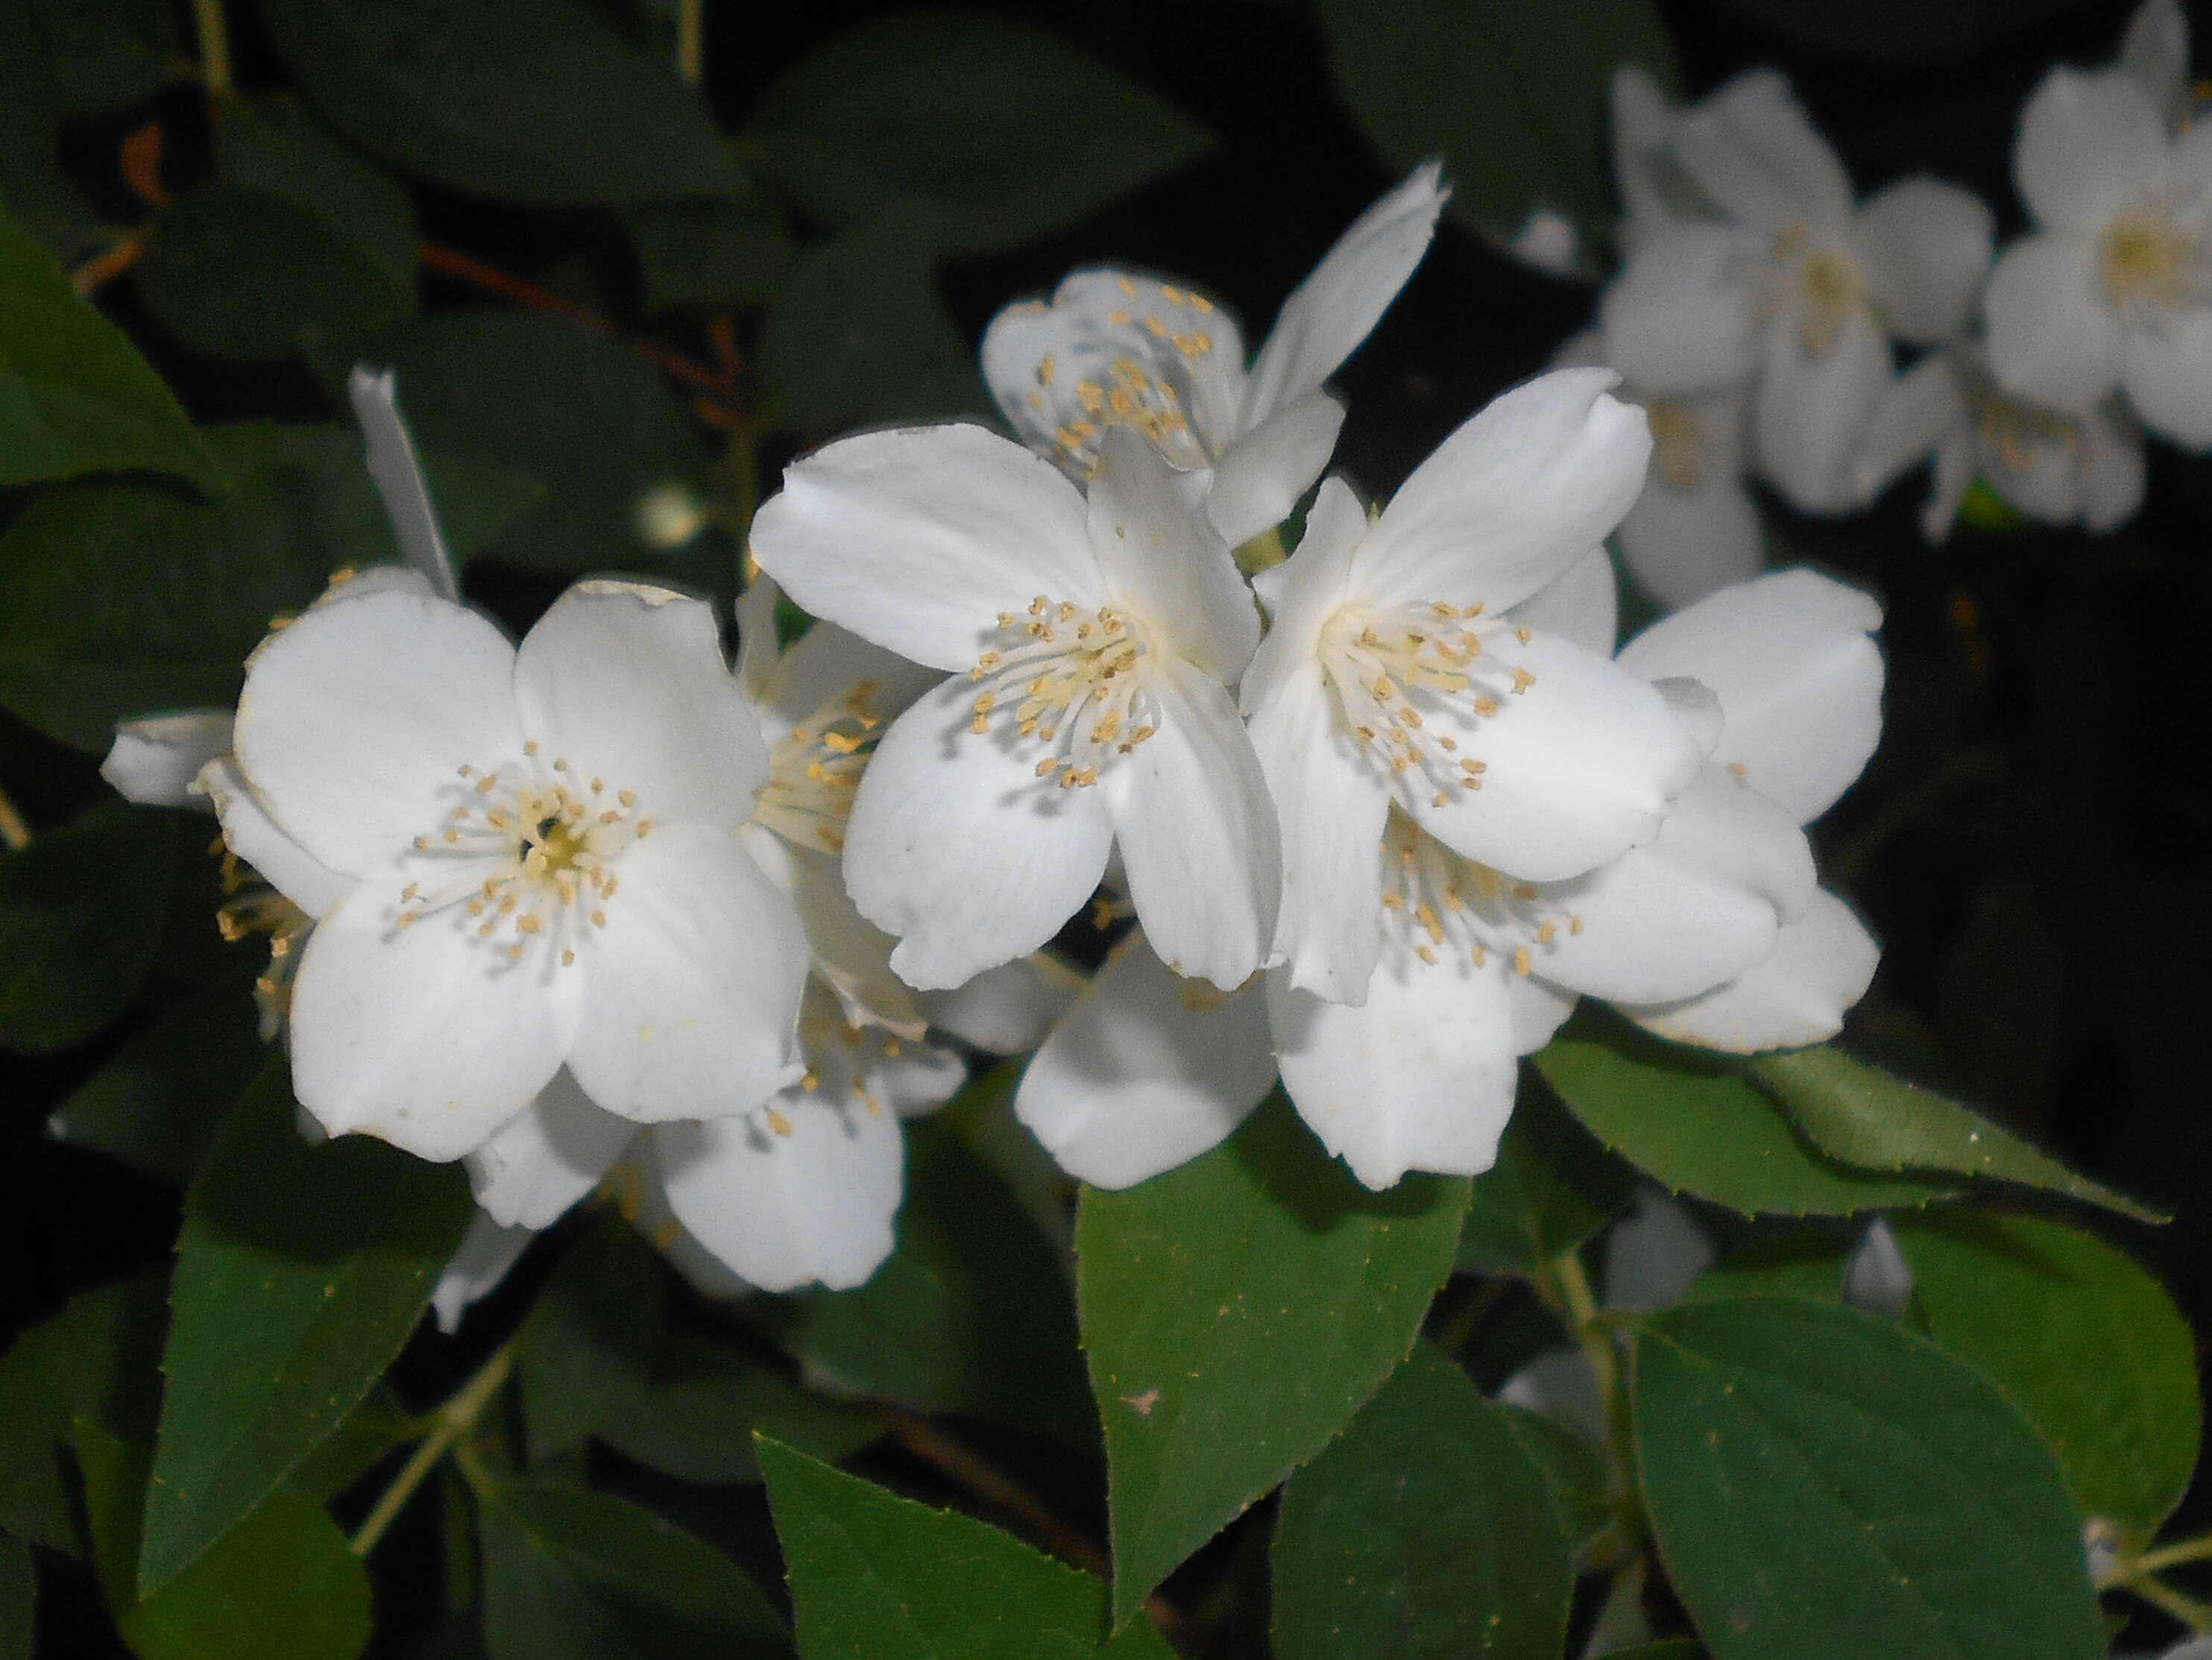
[214,849,312,1039]
[1379,810,1582,977]
[2099,207,2207,316]
[755,681,886,855]
[1057,353,1212,474]
[966,596,1159,789]
[397,746,652,965]
[1647,400,1711,491]
[1767,223,1866,356]
[1317,600,1537,808]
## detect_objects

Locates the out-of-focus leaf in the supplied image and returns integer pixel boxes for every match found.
[1537,1025,1956,1216]
[0,1532,31,1660]
[596,1333,881,1485]
[1750,1046,2164,1224]
[771,1118,1091,1447]
[1317,0,1677,274]
[140,1058,473,1594]
[215,95,417,283]
[258,0,741,204]
[1500,1401,1610,1552]
[620,196,791,314]
[1633,1297,2104,1660]
[12,0,180,114]
[750,12,1209,257]
[758,1437,1173,1660]
[1458,1081,1635,1274]
[479,1482,787,1660]
[288,1383,413,1506]
[1892,1211,2200,1532]
[1686,1232,1854,1306]
[758,209,990,433]
[1078,1098,1469,1625]
[1273,1344,1572,1660]
[520,1213,666,1463]
[0,201,220,488]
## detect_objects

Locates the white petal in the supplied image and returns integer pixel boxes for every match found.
[1531,769,1813,1003]
[1269,957,1520,1189]
[1654,677,1724,759]
[1856,177,1995,344]
[916,956,1083,1054]
[2120,0,2192,126]
[1852,353,1966,503]
[1109,659,1279,990]
[1510,974,1579,1053]
[734,573,780,708]
[1611,64,1683,247]
[102,711,232,808]
[2079,402,2149,529]
[1618,569,1884,825]
[1240,474,1368,715]
[1206,392,1346,548]
[514,581,766,826]
[1408,631,1706,883]
[2014,67,2167,231]
[288,884,577,1160]
[348,367,459,603]
[567,822,808,1123]
[754,618,939,749]
[843,677,1115,990]
[1353,370,1653,615]
[750,424,1103,672]
[198,757,353,919]
[465,1068,637,1228]
[1627,885,1879,1051]
[1241,161,1449,427]
[1983,236,2125,408]
[1498,1348,1604,1444]
[2122,307,2212,449]
[1602,1189,1715,1310]
[1507,547,1617,657]
[1619,469,1765,612]
[1088,428,1259,682]
[1505,209,1581,277]
[1599,226,1762,395]
[652,1095,903,1292]
[431,1212,535,1333]
[1015,933,1274,1189]
[233,588,521,879]
[1842,1215,1915,1316]
[1926,430,1978,541]
[1674,69,1856,230]
[867,1038,966,1119]
[1752,306,1893,513]
[745,829,925,1039]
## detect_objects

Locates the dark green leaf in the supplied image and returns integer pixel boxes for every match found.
[138,186,413,363]
[1633,1297,2104,1660]
[77,1422,371,1660]
[1595,1645,1705,1659]
[621,196,792,314]
[0,12,98,261]
[215,95,418,283]
[479,1482,787,1660]
[1077,1097,1469,1625]
[758,209,991,434]
[750,12,1209,257]
[288,1383,413,1506]
[1273,1343,1573,1660]
[1751,1046,2164,1223]
[1537,1027,1956,1216]
[758,1436,1174,1660]
[258,0,743,204]
[1685,1231,1854,1306]
[772,1118,1092,1447]
[140,1057,473,1594]
[520,1213,666,1463]
[1891,1211,2200,1532]
[1318,0,1677,273]
[1500,1401,1611,1552]
[596,1333,880,1485]
[0,1532,30,1660]
[16,0,180,115]
[1458,1081,1635,1274]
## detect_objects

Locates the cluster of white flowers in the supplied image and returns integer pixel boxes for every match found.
[1577,0,2205,607]
[102,162,1892,1310]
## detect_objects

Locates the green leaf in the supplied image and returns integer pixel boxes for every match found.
[288,1383,414,1506]
[1500,1401,1611,1552]
[621,196,792,314]
[758,1436,1173,1660]
[0,1532,30,1660]
[1891,1211,2200,1532]
[0,201,220,489]
[596,1333,881,1485]
[257,0,744,205]
[1685,1231,1855,1306]
[478,1482,787,1660]
[1458,1081,1635,1274]
[520,1213,667,1463]
[1273,1343,1573,1660]
[772,1118,1092,1447]
[139,1057,473,1594]
[0,802,195,1051]
[1594,1645,1705,1660]
[1633,1297,2105,1660]
[750,13,1209,257]
[14,0,180,116]
[137,186,415,363]
[757,209,992,434]
[1077,1097,1469,1625]
[215,95,418,283]
[1537,1026,1956,1216]
[1317,0,1677,274]
[77,1422,370,1660]
[1751,1046,2164,1224]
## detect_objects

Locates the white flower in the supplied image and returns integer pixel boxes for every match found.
[980,164,1449,547]
[1853,343,2145,540]
[1602,71,1994,511]
[1984,25,2212,447]
[750,423,1282,993]
[102,710,235,811]
[216,576,811,1160]
[1240,368,1707,1008]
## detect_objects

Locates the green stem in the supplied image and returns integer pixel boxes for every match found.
[1232,526,1287,577]
[2134,1532,2212,1576]
[1542,1247,1641,1539]
[350,1343,514,1557]
[190,0,233,98]
[2118,1571,2212,1634]
[0,783,30,852]
[676,0,705,84]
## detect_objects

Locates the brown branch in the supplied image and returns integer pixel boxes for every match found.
[72,231,148,296]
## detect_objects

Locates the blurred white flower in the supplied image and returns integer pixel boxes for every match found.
[1505,207,1581,277]
[981,163,1448,547]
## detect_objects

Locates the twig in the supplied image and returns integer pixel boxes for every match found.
[2116,1571,2212,1634]
[0,784,30,852]
[350,1342,515,1557]
[2134,1532,2212,1576]
[72,231,148,296]
[676,0,705,85]
[190,0,233,99]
